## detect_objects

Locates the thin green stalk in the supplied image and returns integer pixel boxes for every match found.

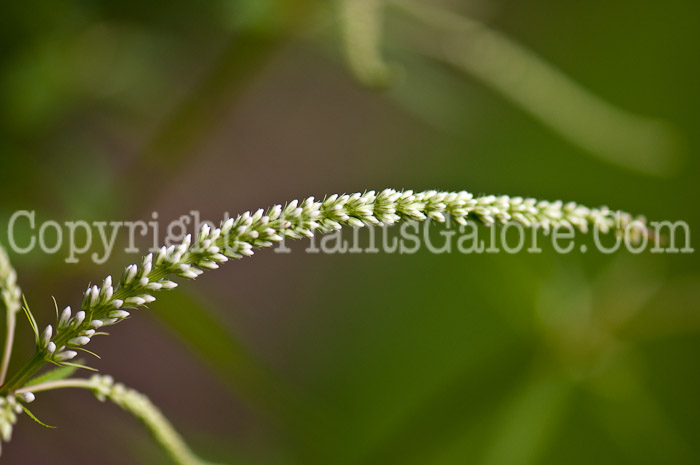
[0,246,22,386]
[18,376,219,465]
[1,352,46,395]
[15,378,95,394]
[0,312,16,387]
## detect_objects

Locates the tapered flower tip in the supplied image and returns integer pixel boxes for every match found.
[41,325,53,346]
[68,336,90,346]
[59,306,72,326]
[55,350,78,361]
[74,311,86,326]
[108,310,130,319]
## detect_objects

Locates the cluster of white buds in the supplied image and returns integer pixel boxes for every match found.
[89,374,116,402]
[41,189,646,363]
[39,304,92,363]
[89,374,146,410]
[0,247,21,317]
[0,394,25,453]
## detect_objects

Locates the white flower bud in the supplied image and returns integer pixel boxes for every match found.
[103,285,113,301]
[18,392,35,403]
[54,350,77,361]
[73,311,86,326]
[89,285,100,307]
[68,336,90,346]
[41,325,53,347]
[2,422,12,440]
[142,254,153,276]
[123,264,138,285]
[156,246,167,264]
[58,307,71,327]
[125,296,145,306]
[221,218,234,233]
[181,269,199,279]
[108,310,130,319]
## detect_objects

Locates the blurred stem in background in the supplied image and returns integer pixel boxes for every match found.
[340,0,682,177]
[338,0,397,88]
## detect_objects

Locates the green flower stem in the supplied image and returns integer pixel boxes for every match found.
[1,352,46,395]
[15,378,94,393]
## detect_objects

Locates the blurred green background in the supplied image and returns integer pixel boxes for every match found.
[1,0,698,464]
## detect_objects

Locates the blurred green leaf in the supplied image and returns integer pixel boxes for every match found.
[25,364,78,387]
